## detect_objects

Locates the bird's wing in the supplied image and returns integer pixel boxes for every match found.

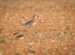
[24,20,34,25]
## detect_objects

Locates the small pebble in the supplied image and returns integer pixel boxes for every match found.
[20,37,24,39]
[52,15,56,18]
[15,13,18,16]
[51,39,56,43]
[56,5,60,10]
[60,16,65,18]
[72,8,75,10]
[27,53,34,55]
[28,42,34,45]
[39,34,43,38]
[69,51,73,55]
[60,21,64,23]
[61,32,65,35]
[63,47,67,50]
[0,53,2,55]
[41,20,44,23]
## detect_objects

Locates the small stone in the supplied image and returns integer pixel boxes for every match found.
[15,13,18,16]
[41,20,44,23]
[20,37,24,39]
[72,8,75,10]
[60,21,64,23]
[56,5,60,10]
[51,39,56,43]
[52,16,56,18]
[39,34,43,38]
[60,15,65,18]
[0,53,2,55]
[69,51,73,55]
[63,47,67,50]
[5,13,9,16]
[61,27,65,30]
[28,42,34,45]
[61,32,65,35]
[27,53,34,55]
[50,7,54,11]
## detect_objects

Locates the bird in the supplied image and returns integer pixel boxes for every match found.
[22,15,39,26]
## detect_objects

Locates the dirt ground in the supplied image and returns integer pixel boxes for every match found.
[0,0,75,55]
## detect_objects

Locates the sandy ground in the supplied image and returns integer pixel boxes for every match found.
[0,0,75,55]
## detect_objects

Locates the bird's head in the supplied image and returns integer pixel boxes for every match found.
[33,15,39,20]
